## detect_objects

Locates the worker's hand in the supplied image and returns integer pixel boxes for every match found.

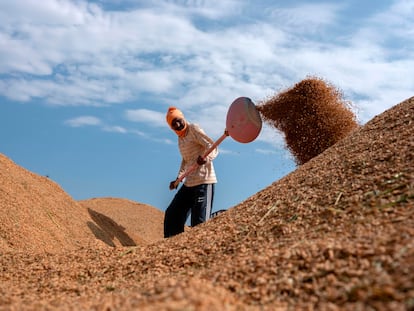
[197,155,207,165]
[169,179,178,190]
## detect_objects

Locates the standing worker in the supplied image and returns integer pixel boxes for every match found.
[164,106,218,238]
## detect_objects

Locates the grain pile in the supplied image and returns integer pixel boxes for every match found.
[0,157,163,252]
[258,77,359,164]
[0,96,413,310]
[0,154,106,253]
[79,197,164,246]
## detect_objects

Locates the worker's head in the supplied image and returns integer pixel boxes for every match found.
[166,106,188,137]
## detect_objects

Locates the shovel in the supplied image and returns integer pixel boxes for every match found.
[173,96,262,188]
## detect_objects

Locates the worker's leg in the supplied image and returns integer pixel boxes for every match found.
[190,183,214,227]
[164,185,192,238]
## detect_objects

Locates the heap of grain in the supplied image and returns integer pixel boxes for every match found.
[258,77,359,165]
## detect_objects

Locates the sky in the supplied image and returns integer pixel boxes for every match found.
[1,0,413,215]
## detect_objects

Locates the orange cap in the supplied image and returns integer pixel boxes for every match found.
[166,106,185,126]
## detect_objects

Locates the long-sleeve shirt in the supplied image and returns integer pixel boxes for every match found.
[177,123,218,187]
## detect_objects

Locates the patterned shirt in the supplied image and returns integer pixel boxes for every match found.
[177,123,218,187]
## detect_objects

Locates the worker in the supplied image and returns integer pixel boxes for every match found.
[164,106,218,238]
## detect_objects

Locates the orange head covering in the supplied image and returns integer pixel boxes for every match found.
[166,106,184,125]
[166,106,188,137]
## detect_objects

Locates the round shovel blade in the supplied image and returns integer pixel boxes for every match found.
[226,97,262,143]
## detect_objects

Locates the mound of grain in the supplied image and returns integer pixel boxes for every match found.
[1,97,412,311]
[0,154,106,253]
[79,197,164,246]
[0,154,164,252]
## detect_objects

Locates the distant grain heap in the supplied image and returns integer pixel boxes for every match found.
[258,77,359,165]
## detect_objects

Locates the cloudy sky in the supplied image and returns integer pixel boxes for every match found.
[1,0,413,214]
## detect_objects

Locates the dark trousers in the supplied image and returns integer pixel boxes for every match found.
[164,183,214,238]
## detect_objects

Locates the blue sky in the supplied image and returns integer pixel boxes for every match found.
[1,0,413,214]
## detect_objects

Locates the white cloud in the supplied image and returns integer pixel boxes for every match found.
[216,147,237,155]
[375,0,414,36]
[120,0,242,20]
[103,125,127,133]
[65,116,102,127]
[268,3,342,33]
[255,148,277,155]
[0,0,92,25]
[125,108,166,127]
[1,0,413,147]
